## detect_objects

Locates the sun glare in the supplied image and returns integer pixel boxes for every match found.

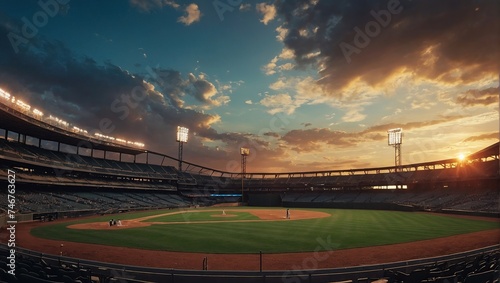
[458,153,466,161]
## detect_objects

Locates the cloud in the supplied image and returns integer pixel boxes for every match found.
[178,3,202,25]
[279,48,295,59]
[262,77,318,114]
[456,87,499,107]
[263,56,278,75]
[188,73,231,109]
[269,77,287,90]
[147,69,229,110]
[280,116,465,153]
[256,3,277,25]
[263,48,297,75]
[239,4,251,11]
[262,75,382,123]
[463,132,499,143]
[131,1,201,27]
[259,93,298,115]
[263,132,280,138]
[187,73,222,106]
[275,25,288,41]
[281,128,355,152]
[342,108,366,123]
[214,79,244,97]
[245,100,253,105]
[271,0,499,97]
[130,0,179,12]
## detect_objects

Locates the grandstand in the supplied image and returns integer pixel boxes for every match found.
[0,97,499,282]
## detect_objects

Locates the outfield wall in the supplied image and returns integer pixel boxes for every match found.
[283,201,416,211]
[247,193,282,207]
[440,209,500,218]
[282,202,500,217]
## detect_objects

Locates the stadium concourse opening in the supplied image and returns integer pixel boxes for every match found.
[0,99,498,282]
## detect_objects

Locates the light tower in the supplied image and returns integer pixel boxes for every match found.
[387,128,403,171]
[240,147,250,203]
[176,126,189,171]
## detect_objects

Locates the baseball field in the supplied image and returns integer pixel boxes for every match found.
[29,207,499,254]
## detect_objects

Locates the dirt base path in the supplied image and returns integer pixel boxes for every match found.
[1,211,499,271]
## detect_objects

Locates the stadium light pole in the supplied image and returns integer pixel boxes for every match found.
[387,128,403,172]
[176,126,189,171]
[240,147,250,203]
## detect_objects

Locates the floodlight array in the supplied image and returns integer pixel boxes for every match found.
[33,109,44,116]
[129,141,145,147]
[177,126,189,143]
[72,126,88,134]
[0,87,145,148]
[48,115,69,127]
[15,99,31,111]
[240,147,250,156]
[387,128,403,145]
[0,88,11,100]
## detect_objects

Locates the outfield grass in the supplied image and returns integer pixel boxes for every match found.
[30,208,499,253]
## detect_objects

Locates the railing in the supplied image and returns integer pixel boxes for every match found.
[1,244,497,283]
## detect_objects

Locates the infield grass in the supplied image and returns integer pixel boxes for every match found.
[30,208,499,253]
[144,210,260,222]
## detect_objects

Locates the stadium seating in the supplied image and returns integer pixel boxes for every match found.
[0,139,181,181]
[383,250,499,283]
[282,189,499,213]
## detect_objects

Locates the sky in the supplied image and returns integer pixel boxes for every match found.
[0,0,498,173]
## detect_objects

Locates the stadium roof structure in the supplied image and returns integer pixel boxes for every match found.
[0,102,146,155]
[467,142,500,161]
[158,141,500,180]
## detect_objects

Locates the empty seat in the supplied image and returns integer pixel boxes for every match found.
[464,270,496,283]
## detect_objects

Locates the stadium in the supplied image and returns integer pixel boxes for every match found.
[0,85,499,283]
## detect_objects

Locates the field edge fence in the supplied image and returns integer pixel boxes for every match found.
[1,243,498,283]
